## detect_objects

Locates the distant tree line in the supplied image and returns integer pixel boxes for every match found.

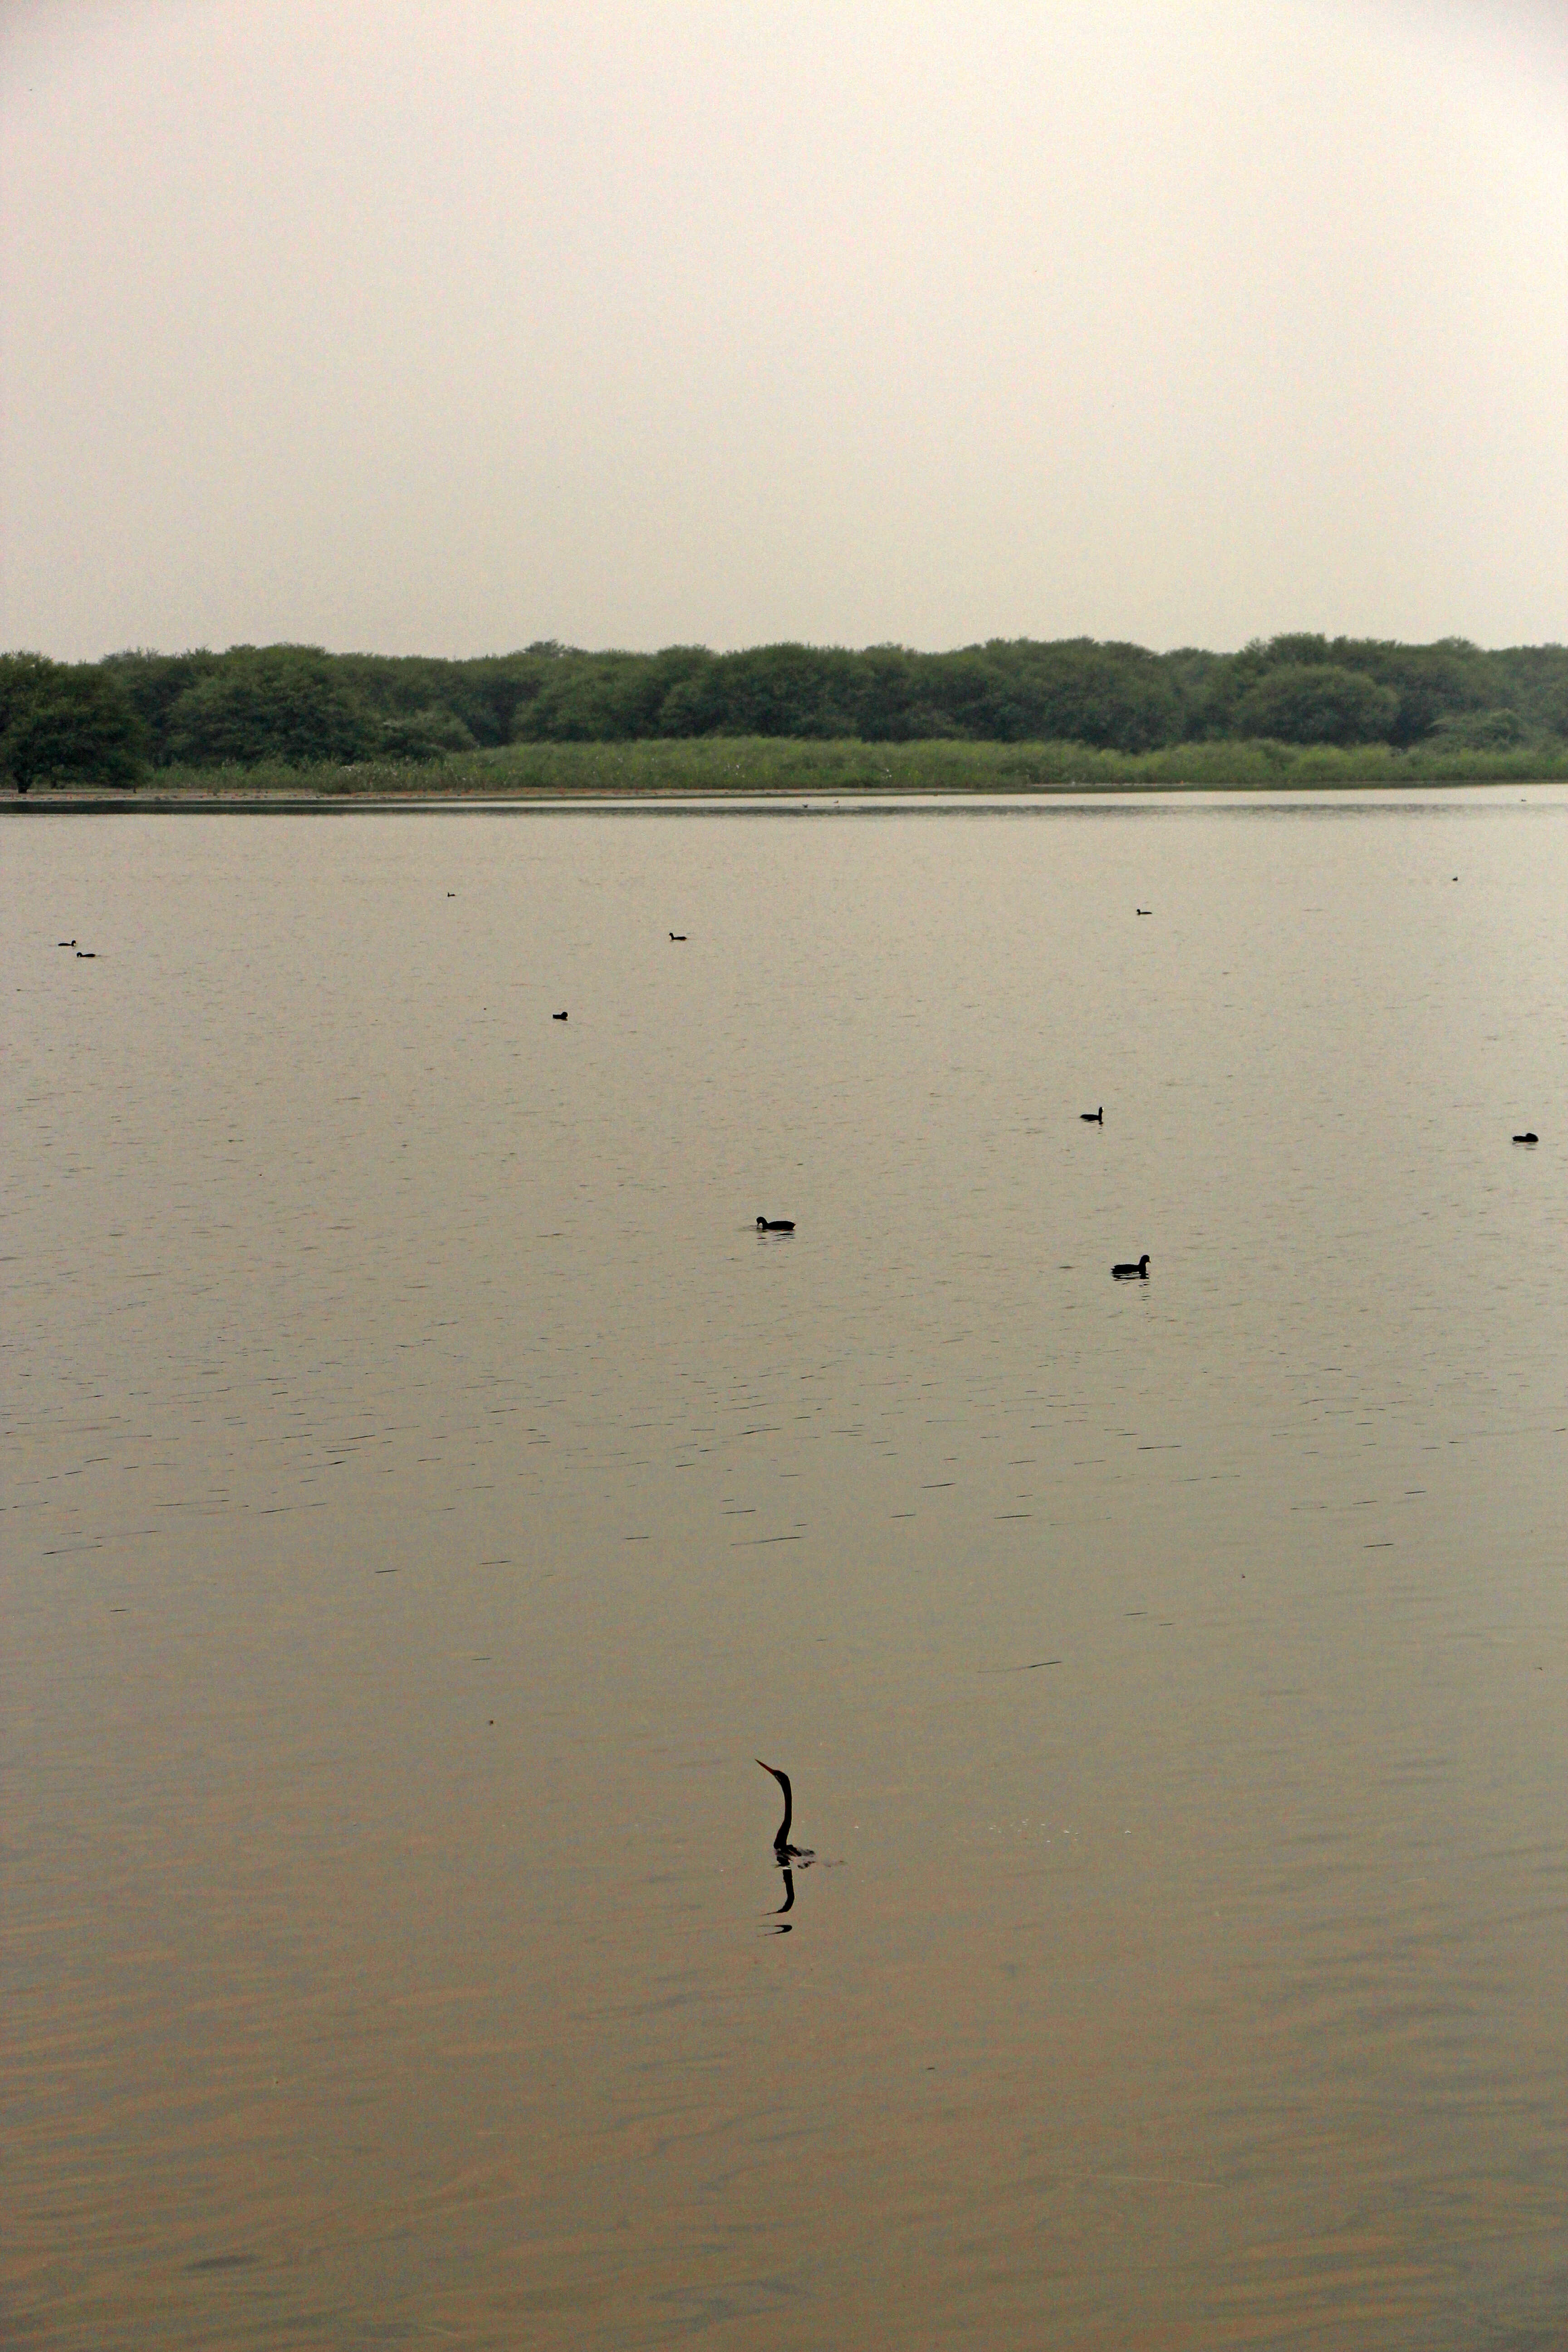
[5,632,1567,786]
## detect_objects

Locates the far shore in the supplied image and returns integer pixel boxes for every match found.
[9,780,1566,814]
[6,732,1567,810]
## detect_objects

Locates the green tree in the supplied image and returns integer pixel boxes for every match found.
[1313,638,1487,745]
[0,653,147,790]
[1490,647,1568,738]
[49,631,1568,763]
[520,647,716,740]
[165,647,374,766]
[100,649,223,764]
[1429,706,1524,749]
[1190,634,1494,745]
[460,654,558,744]
[905,641,1178,749]
[687,644,875,737]
[520,657,652,740]
[1011,641,1180,750]
[376,706,476,761]
[1233,664,1399,745]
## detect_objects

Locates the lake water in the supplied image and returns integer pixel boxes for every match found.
[5,791,1567,2349]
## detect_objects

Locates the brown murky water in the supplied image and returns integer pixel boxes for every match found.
[5,793,1568,2348]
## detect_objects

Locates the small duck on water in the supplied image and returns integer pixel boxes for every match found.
[1112,1254,1150,1279]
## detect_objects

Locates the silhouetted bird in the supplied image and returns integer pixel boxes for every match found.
[1112,1254,1151,1279]
[553,1010,568,1020]
[756,1759,813,1858]
[756,1215,795,1231]
[75,951,96,959]
[1080,1106,1103,1124]
[1137,907,1152,916]
[1514,1131,1539,1144]
[57,939,76,948]
[669,931,686,941]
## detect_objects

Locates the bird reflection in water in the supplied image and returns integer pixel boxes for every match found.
[770,1865,797,1932]
[757,1759,813,1934]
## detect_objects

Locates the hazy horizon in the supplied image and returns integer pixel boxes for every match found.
[4,1,1566,664]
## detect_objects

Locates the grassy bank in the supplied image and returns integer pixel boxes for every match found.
[171,735,1568,794]
[21,733,1568,801]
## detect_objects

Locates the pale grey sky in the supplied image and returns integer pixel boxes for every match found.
[3,0,1565,660]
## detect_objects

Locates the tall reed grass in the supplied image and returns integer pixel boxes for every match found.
[127,734,1568,799]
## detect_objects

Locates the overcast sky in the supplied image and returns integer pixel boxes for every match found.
[3,0,1565,660]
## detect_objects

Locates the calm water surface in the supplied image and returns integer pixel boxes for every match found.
[5,794,1567,2349]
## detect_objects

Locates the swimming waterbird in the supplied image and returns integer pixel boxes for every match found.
[1080,1106,1103,1124]
[553,1010,568,1020]
[669,931,686,940]
[1112,1254,1151,1279]
[757,1215,795,1231]
[1514,1131,1539,1144]
[756,1759,813,1858]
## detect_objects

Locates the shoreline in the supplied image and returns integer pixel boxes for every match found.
[8,729,1568,809]
[7,775,1566,815]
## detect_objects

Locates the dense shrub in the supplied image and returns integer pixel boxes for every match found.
[1233,664,1401,746]
[101,649,222,759]
[7,632,1568,776]
[166,647,374,767]
[375,706,476,760]
[1429,707,1524,748]
[0,652,147,789]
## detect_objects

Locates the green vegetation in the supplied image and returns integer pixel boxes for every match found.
[0,652,147,791]
[162,647,372,767]
[140,732,1568,799]
[4,633,1567,792]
